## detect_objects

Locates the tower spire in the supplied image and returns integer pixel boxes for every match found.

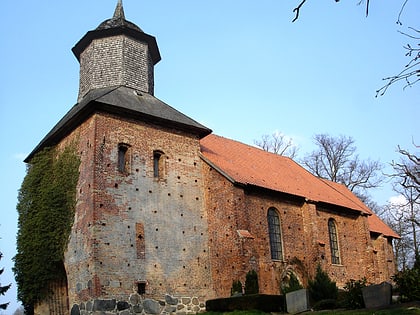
[113,0,125,20]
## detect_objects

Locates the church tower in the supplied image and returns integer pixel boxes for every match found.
[72,0,161,100]
[26,2,214,314]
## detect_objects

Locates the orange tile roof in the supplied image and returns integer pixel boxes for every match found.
[321,180,400,238]
[200,134,399,238]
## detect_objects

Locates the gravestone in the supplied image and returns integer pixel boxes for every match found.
[362,282,392,309]
[286,289,310,314]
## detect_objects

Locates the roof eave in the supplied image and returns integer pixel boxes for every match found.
[25,100,212,163]
[72,27,161,64]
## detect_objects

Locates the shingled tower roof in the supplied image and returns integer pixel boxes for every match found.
[72,0,159,65]
[96,0,142,32]
[26,1,211,162]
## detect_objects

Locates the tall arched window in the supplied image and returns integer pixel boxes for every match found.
[267,208,283,260]
[328,219,340,264]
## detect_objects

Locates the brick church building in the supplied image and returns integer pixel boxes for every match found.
[26,2,398,314]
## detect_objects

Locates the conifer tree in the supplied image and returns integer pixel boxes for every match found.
[0,251,11,310]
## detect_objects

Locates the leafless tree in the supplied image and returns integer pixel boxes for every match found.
[376,27,420,96]
[254,132,299,159]
[390,143,420,195]
[382,185,419,270]
[381,142,420,269]
[301,134,384,197]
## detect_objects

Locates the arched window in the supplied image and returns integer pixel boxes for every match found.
[328,219,340,264]
[267,208,283,260]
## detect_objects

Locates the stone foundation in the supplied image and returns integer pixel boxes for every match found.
[70,294,206,315]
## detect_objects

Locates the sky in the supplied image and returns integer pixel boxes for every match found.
[1,0,419,313]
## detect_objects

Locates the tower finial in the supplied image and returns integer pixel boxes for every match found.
[113,0,125,20]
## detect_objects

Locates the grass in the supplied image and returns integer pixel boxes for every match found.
[202,304,420,315]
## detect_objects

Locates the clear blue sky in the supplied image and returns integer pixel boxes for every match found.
[1,0,419,312]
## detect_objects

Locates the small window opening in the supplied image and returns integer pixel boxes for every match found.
[137,281,146,295]
[153,150,165,178]
[118,144,129,172]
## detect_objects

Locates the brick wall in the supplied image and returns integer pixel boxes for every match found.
[54,111,394,312]
[202,161,385,296]
[60,112,215,310]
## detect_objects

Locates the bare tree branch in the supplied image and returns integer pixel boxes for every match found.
[292,0,307,23]
[390,144,420,194]
[397,0,410,26]
[301,134,384,195]
[254,132,299,159]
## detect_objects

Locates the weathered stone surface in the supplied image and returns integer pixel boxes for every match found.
[117,301,130,311]
[191,297,199,305]
[71,304,80,315]
[165,305,177,313]
[362,282,392,309]
[93,299,117,311]
[143,299,161,314]
[132,304,144,313]
[86,301,93,311]
[286,289,310,314]
[129,293,141,305]
[165,294,178,305]
[177,304,185,310]
[181,298,191,305]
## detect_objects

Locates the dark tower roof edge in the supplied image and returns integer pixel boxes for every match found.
[71,1,161,64]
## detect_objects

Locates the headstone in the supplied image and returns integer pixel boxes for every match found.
[286,289,310,314]
[362,282,392,309]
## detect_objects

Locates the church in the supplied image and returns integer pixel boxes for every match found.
[24,2,398,314]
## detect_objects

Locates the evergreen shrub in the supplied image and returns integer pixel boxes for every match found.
[231,280,243,296]
[343,278,367,309]
[245,270,259,295]
[392,256,420,302]
[308,264,338,303]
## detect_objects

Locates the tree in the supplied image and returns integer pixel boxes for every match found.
[254,132,299,159]
[382,192,419,270]
[376,27,420,96]
[383,142,420,269]
[0,251,11,311]
[391,143,420,195]
[301,134,384,198]
[292,0,420,95]
[308,264,338,302]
